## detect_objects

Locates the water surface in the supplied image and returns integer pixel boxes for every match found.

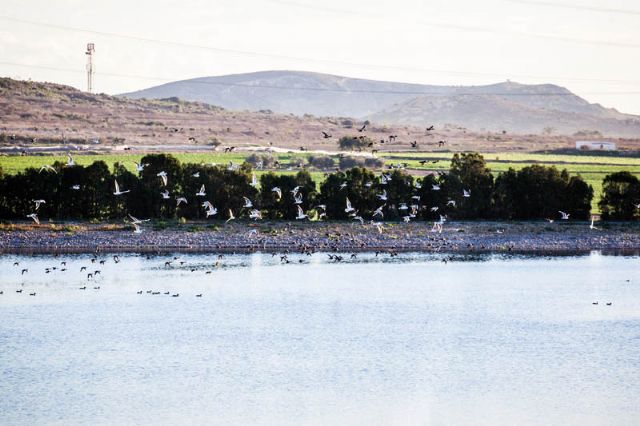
[1,252,639,425]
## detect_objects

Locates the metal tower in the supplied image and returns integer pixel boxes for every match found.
[85,43,95,93]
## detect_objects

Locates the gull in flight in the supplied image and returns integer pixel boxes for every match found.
[414,181,422,189]
[113,180,130,195]
[128,214,150,224]
[132,222,143,234]
[157,171,168,186]
[339,182,348,190]
[372,205,385,218]
[249,209,262,220]
[71,185,80,190]
[432,184,440,191]
[272,187,282,200]
[371,220,384,234]
[202,201,218,217]
[380,173,391,185]
[226,209,236,223]
[345,197,355,213]
[192,172,200,178]
[66,153,74,167]
[291,186,301,197]
[251,173,258,187]
[196,185,206,197]
[27,213,39,224]
[176,197,188,206]
[39,165,57,174]
[32,199,45,210]
[365,181,373,188]
[559,211,570,220]
[161,190,170,199]
[293,193,303,205]
[353,215,364,225]
[589,217,599,230]
[134,162,148,172]
[377,190,387,201]
[402,215,411,223]
[243,197,253,208]
[447,200,456,207]
[463,189,471,198]
[398,202,408,211]
[430,206,439,212]
[545,218,554,223]
[296,205,308,220]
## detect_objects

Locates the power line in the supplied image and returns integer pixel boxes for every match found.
[505,0,640,16]
[267,0,640,49]
[0,16,639,87]
[2,60,640,96]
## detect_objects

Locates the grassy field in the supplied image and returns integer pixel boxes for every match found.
[2,151,639,212]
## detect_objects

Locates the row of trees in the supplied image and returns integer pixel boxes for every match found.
[0,152,637,222]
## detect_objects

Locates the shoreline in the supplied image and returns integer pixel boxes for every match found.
[2,221,640,255]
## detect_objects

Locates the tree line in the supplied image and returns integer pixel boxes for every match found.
[0,152,637,222]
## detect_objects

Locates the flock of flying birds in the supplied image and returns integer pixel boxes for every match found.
[26,126,604,233]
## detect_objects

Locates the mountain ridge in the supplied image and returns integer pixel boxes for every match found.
[120,70,640,137]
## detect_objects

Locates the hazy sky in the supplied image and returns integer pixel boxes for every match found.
[1,0,639,113]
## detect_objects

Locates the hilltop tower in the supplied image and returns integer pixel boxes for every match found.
[85,43,95,93]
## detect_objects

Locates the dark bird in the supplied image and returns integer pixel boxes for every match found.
[358,124,367,132]
[13,262,19,266]
[16,289,23,293]
[196,294,203,297]
[79,286,86,290]
[322,131,332,139]
[21,268,28,275]
[438,140,446,147]
[136,291,143,294]
[419,160,427,165]
[606,302,612,306]
[80,266,87,271]
[29,292,36,296]
[410,141,418,148]
[426,125,434,131]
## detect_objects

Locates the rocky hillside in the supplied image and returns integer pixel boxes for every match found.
[121,71,640,137]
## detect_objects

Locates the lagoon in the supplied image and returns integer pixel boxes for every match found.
[1,252,639,425]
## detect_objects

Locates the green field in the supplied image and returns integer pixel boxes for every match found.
[1,151,639,212]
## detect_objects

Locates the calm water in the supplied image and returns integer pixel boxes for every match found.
[1,252,639,425]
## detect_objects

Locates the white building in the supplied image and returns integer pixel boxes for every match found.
[575,141,617,151]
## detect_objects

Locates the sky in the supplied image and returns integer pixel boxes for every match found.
[1,0,640,113]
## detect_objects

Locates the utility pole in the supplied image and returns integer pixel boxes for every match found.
[85,43,95,93]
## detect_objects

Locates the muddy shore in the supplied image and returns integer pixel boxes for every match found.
[1,221,640,255]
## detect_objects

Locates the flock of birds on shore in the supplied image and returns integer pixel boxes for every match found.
[25,124,605,234]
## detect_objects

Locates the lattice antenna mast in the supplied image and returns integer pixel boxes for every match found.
[85,43,95,93]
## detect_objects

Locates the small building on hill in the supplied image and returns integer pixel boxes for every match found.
[575,141,616,151]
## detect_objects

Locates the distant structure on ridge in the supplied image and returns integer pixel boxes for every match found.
[85,43,95,93]
[575,141,617,151]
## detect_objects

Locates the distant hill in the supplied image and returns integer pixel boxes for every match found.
[120,71,640,137]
